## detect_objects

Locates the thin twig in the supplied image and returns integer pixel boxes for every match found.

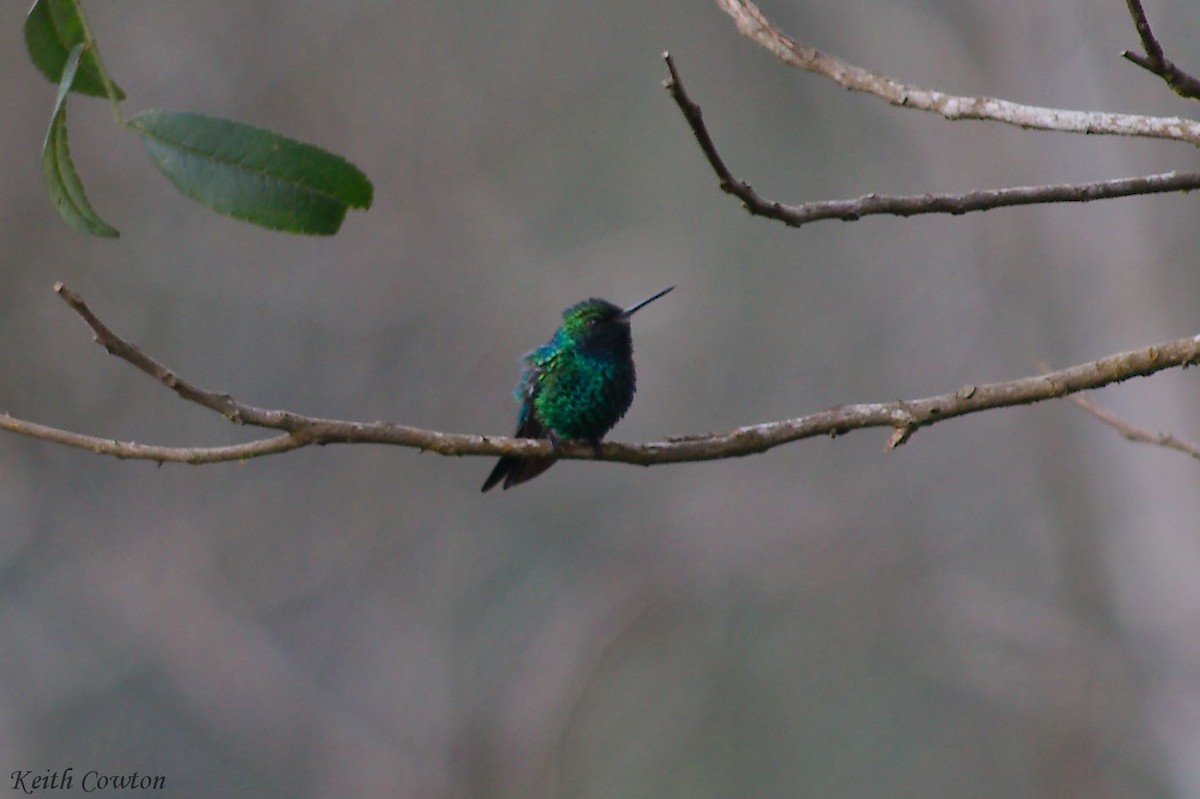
[1067,393,1200,461]
[57,282,302,429]
[710,0,1200,145]
[1,283,1196,467]
[664,53,1200,226]
[1121,0,1200,100]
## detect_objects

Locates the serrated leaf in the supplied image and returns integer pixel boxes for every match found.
[41,42,119,238]
[129,110,374,235]
[24,0,125,100]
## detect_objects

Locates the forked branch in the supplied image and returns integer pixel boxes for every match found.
[1,284,1197,468]
[1121,0,1200,100]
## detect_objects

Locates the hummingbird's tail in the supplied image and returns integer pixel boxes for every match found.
[481,416,559,492]
[480,453,558,492]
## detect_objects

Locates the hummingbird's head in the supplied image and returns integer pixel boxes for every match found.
[560,286,674,338]
[556,287,672,357]
[554,300,627,359]
[561,298,627,336]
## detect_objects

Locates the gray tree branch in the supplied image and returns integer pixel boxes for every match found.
[712,0,1200,144]
[664,54,1200,227]
[1,283,1197,468]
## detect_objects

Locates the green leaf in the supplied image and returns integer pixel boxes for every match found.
[41,43,119,238]
[24,0,125,100]
[128,110,374,235]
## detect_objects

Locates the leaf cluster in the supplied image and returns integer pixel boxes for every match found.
[26,0,373,237]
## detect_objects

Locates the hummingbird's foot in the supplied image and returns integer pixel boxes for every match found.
[545,432,602,460]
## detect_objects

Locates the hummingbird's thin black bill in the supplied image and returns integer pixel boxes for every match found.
[623,286,674,316]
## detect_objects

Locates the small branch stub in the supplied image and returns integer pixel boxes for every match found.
[886,426,915,450]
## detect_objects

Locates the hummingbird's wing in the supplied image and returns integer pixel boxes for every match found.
[480,355,559,491]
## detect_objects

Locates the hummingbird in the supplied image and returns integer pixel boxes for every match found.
[481,286,674,491]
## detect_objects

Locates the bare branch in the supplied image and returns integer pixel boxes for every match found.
[711,0,1200,145]
[1067,392,1200,461]
[1122,0,1200,100]
[0,414,302,464]
[663,54,1200,226]
[1,284,1197,468]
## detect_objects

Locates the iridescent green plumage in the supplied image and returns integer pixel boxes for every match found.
[482,287,673,491]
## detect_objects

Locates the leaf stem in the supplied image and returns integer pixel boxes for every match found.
[70,0,125,126]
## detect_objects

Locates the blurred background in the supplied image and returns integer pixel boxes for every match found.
[1,1,1199,796]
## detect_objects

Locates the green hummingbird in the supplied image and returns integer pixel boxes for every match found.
[481,286,674,491]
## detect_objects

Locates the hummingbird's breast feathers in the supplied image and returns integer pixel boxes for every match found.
[527,349,634,441]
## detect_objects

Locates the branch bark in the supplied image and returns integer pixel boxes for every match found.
[3,283,1197,468]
